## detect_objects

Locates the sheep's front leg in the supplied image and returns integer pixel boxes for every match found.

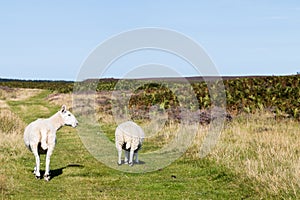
[115,132,124,165]
[31,145,41,179]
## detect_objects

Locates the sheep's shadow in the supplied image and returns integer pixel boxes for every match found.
[136,160,145,165]
[38,164,84,180]
[119,160,146,165]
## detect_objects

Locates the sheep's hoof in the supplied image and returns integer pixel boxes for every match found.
[44,175,50,181]
[129,162,133,167]
[117,162,122,166]
[124,161,129,165]
[35,175,41,179]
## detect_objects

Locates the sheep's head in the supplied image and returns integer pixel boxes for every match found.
[60,105,78,128]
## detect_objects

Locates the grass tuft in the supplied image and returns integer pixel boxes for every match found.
[205,112,300,198]
[0,109,24,134]
[0,174,7,197]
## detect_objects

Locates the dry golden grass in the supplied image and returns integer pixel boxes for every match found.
[0,107,26,161]
[14,88,43,101]
[189,112,300,197]
[0,100,9,109]
[0,88,42,196]
[0,173,7,197]
[0,87,42,101]
[0,109,26,196]
[0,109,25,136]
[47,93,73,108]
[18,104,50,116]
[0,87,38,137]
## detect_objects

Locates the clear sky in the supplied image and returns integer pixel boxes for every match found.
[1,0,300,80]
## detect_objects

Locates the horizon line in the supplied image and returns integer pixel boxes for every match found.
[1,73,299,82]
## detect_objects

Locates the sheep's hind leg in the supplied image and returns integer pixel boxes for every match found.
[40,130,48,150]
[124,151,129,164]
[31,145,41,179]
[44,145,54,181]
[116,144,122,165]
[134,152,139,164]
[129,150,134,166]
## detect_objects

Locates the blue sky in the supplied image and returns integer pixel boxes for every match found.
[1,0,300,80]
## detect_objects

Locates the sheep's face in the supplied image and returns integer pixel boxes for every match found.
[60,105,78,128]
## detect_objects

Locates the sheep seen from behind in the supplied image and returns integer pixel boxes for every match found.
[115,121,145,166]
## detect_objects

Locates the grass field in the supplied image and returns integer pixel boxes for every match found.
[0,87,299,199]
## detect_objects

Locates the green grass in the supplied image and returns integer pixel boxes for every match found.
[7,90,56,124]
[0,90,277,199]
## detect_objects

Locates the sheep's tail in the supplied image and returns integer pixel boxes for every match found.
[115,126,141,150]
[24,136,32,151]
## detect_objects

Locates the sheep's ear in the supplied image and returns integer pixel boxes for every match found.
[61,105,67,113]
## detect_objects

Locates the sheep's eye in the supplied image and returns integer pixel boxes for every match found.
[68,114,71,116]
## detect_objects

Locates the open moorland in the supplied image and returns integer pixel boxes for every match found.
[0,75,300,199]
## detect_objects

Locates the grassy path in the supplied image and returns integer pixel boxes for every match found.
[1,90,258,199]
